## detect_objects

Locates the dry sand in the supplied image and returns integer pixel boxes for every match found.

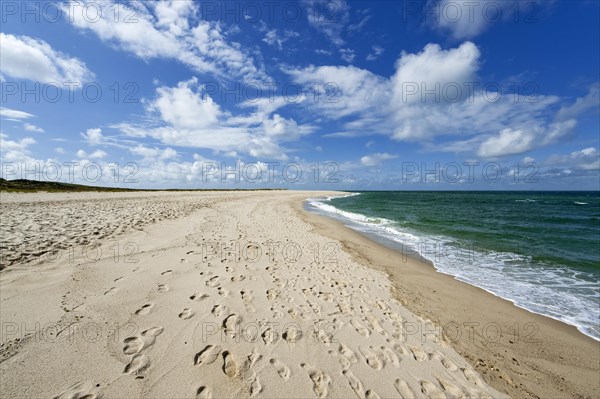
[0,191,595,398]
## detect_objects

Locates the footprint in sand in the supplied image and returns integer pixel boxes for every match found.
[420,380,446,399]
[270,358,291,381]
[196,386,213,399]
[240,289,253,302]
[135,303,154,316]
[249,374,262,397]
[124,353,149,374]
[462,367,483,386]
[301,363,331,398]
[123,327,163,355]
[222,351,239,378]
[190,293,209,301]
[410,346,429,362]
[441,357,459,371]
[351,320,370,337]
[104,287,117,295]
[157,283,169,293]
[365,390,380,399]
[266,289,279,301]
[217,287,230,297]
[359,347,383,371]
[244,348,262,370]
[179,308,194,320]
[194,345,222,366]
[365,314,386,336]
[222,314,242,337]
[211,304,227,317]
[394,379,415,398]
[380,346,400,368]
[432,351,459,371]
[342,370,364,398]
[114,276,125,283]
[206,276,220,287]
[53,381,99,399]
[438,378,465,398]
[261,327,279,345]
[161,269,173,276]
[283,326,303,343]
[338,343,358,365]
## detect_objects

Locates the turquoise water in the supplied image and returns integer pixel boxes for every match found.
[308,191,600,339]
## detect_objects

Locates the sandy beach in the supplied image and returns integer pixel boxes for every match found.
[0,191,597,398]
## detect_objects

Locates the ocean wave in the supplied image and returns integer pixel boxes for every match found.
[306,196,600,341]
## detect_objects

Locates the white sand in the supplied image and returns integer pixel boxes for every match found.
[0,191,506,398]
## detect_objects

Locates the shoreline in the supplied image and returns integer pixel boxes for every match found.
[296,197,600,399]
[0,190,597,398]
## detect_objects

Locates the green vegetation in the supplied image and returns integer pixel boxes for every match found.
[0,179,286,193]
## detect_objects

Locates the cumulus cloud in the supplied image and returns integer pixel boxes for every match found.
[546,147,600,171]
[107,78,314,160]
[130,146,178,161]
[426,0,537,39]
[0,33,94,84]
[149,77,221,129]
[76,149,108,159]
[23,123,44,133]
[81,128,106,146]
[360,152,398,166]
[0,133,36,162]
[287,41,590,158]
[62,0,268,83]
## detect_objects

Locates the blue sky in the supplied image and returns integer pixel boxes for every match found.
[0,0,599,189]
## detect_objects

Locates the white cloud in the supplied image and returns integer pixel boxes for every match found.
[0,133,36,162]
[262,29,299,50]
[55,147,65,154]
[427,0,515,39]
[360,152,398,166]
[555,84,600,121]
[0,33,93,84]
[108,78,314,160]
[522,156,535,164]
[339,48,355,63]
[546,147,600,171]
[77,149,108,159]
[81,128,106,146]
[348,9,372,33]
[63,0,268,83]
[286,64,387,120]
[288,41,585,158]
[262,114,314,141]
[477,128,536,158]
[149,77,221,129]
[366,45,384,61]
[0,107,34,120]
[306,0,350,47]
[23,123,44,133]
[130,146,177,161]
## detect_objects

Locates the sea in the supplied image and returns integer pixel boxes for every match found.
[306,191,600,340]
